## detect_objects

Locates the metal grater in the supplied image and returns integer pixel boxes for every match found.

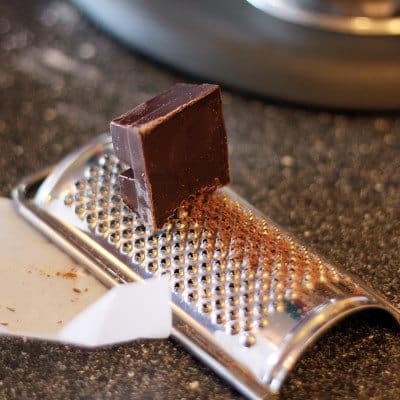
[12,134,400,399]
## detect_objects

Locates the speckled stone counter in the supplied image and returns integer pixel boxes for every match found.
[0,1,399,399]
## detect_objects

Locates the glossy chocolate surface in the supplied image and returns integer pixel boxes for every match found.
[111,83,230,230]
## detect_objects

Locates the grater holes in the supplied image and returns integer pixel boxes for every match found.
[257,317,269,328]
[214,313,226,325]
[174,281,184,293]
[97,197,109,209]
[123,228,134,240]
[200,287,212,299]
[98,154,113,167]
[121,241,133,254]
[241,333,256,347]
[187,228,196,239]
[200,274,212,286]
[173,267,184,278]
[243,305,254,318]
[227,281,240,294]
[213,270,226,283]
[200,249,209,260]
[87,177,98,188]
[134,238,146,249]
[173,254,184,265]
[112,163,122,175]
[160,258,171,268]
[134,251,145,263]
[85,165,100,179]
[74,180,86,191]
[243,320,254,332]
[109,206,121,218]
[110,219,120,230]
[229,308,239,320]
[215,298,225,310]
[173,242,184,253]
[135,224,146,235]
[200,238,208,249]
[96,221,109,234]
[98,165,111,177]
[186,264,198,275]
[147,248,158,258]
[228,295,240,307]
[85,200,96,211]
[75,204,85,218]
[97,210,107,221]
[258,304,268,316]
[86,212,96,226]
[187,239,197,251]
[187,277,198,288]
[108,231,120,245]
[110,194,122,205]
[99,174,111,185]
[228,322,240,335]
[99,185,109,196]
[159,245,170,256]
[147,261,158,274]
[122,214,134,227]
[111,184,121,195]
[200,262,211,273]
[201,302,212,314]
[186,252,197,262]
[159,233,172,246]
[147,234,158,246]
[187,291,199,303]
[122,205,131,215]
[74,191,85,203]
[214,285,225,297]
[64,194,74,206]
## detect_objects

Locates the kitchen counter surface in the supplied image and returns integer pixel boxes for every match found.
[0,1,399,399]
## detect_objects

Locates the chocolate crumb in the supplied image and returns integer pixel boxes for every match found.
[180,191,327,284]
[73,288,81,293]
[56,268,78,279]
[6,307,15,312]
[57,320,63,324]
[0,322,8,326]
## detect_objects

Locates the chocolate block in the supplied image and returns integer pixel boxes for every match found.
[111,83,230,230]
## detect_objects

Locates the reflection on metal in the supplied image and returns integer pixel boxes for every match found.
[247,0,400,35]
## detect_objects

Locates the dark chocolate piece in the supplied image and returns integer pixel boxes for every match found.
[111,83,230,230]
[118,168,137,212]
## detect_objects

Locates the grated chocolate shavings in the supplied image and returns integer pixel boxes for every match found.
[56,268,78,279]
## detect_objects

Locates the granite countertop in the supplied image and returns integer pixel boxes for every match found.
[0,1,399,399]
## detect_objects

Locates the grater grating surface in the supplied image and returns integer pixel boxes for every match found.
[12,135,400,400]
[65,152,361,337]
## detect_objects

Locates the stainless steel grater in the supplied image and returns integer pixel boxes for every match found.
[12,134,400,400]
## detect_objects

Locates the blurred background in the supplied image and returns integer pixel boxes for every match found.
[0,1,399,399]
[70,0,400,110]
